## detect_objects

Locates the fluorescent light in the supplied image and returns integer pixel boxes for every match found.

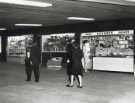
[15,24,43,27]
[67,17,95,21]
[0,0,52,7]
[0,28,6,30]
[125,0,135,2]
[80,0,100,2]
[80,0,93,1]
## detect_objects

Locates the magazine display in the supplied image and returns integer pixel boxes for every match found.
[7,35,33,56]
[81,30,134,57]
[42,33,75,52]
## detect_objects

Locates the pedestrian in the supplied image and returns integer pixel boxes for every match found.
[65,39,73,84]
[82,40,92,72]
[30,42,41,82]
[66,41,83,88]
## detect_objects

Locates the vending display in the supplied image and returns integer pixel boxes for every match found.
[7,35,33,56]
[42,33,75,52]
[81,30,134,57]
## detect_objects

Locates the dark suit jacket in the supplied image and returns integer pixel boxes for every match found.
[30,45,41,65]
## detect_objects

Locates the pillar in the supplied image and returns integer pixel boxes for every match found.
[0,35,7,62]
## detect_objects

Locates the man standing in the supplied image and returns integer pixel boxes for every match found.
[30,42,41,82]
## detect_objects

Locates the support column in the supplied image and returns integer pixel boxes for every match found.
[74,32,81,45]
[133,29,135,77]
[0,35,7,62]
[33,34,41,64]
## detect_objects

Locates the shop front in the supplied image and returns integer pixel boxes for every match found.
[81,30,134,72]
[41,33,75,68]
[6,35,33,63]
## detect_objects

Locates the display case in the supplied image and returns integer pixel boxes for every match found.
[7,35,33,57]
[7,35,33,63]
[81,30,134,57]
[41,33,75,67]
[42,33,75,52]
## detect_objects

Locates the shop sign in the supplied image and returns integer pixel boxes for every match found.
[82,30,134,36]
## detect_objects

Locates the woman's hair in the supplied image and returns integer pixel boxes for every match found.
[99,43,104,47]
[82,40,89,44]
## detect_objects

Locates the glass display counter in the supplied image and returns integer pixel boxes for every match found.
[93,56,133,72]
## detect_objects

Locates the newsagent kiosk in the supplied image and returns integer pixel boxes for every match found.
[80,30,134,72]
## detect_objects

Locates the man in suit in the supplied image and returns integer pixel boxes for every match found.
[30,42,41,82]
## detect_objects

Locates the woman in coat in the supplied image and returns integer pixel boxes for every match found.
[66,42,83,88]
[65,39,73,83]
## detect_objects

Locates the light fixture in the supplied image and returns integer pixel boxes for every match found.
[79,0,100,2]
[67,17,95,21]
[125,0,135,2]
[0,0,52,7]
[0,28,6,30]
[80,0,93,1]
[15,24,43,27]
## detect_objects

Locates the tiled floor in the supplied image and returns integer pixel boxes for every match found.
[0,62,135,103]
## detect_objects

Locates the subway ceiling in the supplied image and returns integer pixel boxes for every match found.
[0,0,135,30]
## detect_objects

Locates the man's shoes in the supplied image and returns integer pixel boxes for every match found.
[66,84,73,87]
[35,80,39,82]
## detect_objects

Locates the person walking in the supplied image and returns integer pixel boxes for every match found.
[30,42,41,82]
[66,41,83,88]
[65,39,73,84]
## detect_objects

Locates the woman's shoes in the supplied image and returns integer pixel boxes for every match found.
[77,85,83,88]
[66,84,83,88]
[25,79,31,82]
[66,84,73,87]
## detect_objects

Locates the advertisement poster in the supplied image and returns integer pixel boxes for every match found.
[42,33,75,52]
[7,35,33,56]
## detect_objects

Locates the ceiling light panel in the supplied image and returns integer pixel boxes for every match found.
[15,24,43,26]
[67,17,95,21]
[0,0,52,7]
[0,28,6,30]
[125,0,135,2]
